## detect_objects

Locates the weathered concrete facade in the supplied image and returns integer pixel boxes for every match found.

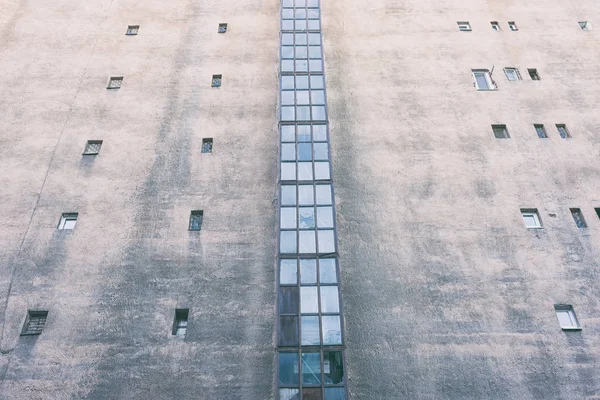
[1,0,600,399]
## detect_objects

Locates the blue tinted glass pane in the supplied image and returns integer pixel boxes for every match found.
[325,387,345,400]
[279,353,299,385]
[296,76,309,89]
[301,316,320,345]
[309,59,323,73]
[298,143,312,161]
[280,259,297,284]
[282,33,294,45]
[320,286,339,313]
[317,230,335,253]
[323,351,344,384]
[317,206,333,228]
[296,46,308,59]
[313,143,328,160]
[281,185,296,206]
[299,207,315,229]
[315,184,331,205]
[322,315,342,345]
[282,143,296,161]
[280,230,297,253]
[282,46,294,59]
[295,33,308,45]
[297,125,312,142]
[310,75,324,89]
[282,60,294,72]
[281,126,295,142]
[295,59,308,72]
[319,258,337,283]
[282,20,294,30]
[301,352,321,384]
[300,259,317,284]
[313,125,327,141]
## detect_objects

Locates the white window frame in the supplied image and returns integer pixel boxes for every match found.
[457,21,471,31]
[508,21,518,31]
[503,67,521,81]
[554,305,581,330]
[472,69,496,90]
[521,209,542,229]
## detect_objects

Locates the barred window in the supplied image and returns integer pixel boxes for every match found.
[189,210,203,231]
[21,310,48,336]
[83,140,103,155]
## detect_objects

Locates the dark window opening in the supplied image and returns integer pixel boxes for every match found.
[189,210,203,231]
[83,140,103,155]
[172,309,189,336]
[201,138,213,153]
[21,310,48,336]
[58,213,78,230]
[126,25,139,35]
[492,124,510,139]
[570,208,587,228]
[534,124,547,138]
[556,124,571,138]
[595,208,600,219]
[218,23,228,33]
[211,74,222,87]
[528,69,540,80]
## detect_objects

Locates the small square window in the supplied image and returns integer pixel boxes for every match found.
[172,309,189,336]
[107,77,123,89]
[189,210,203,231]
[595,208,600,220]
[491,21,501,31]
[58,213,78,230]
[578,21,590,31]
[457,22,471,31]
[126,25,139,35]
[570,208,587,228]
[554,305,581,330]
[83,140,103,155]
[201,138,213,153]
[218,23,228,33]
[21,310,48,336]
[534,124,548,138]
[492,124,510,139]
[211,74,222,87]
[504,67,521,81]
[521,209,542,229]
[508,21,518,31]
[472,69,496,90]
[528,69,540,80]
[556,124,571,138]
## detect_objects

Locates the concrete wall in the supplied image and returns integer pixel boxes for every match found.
[0,0,279,399]
[324,0,600,399]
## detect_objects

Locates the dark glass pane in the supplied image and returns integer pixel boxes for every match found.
[279,286,299,314]
[279,353,299,385]
[324,387,345,400]
[279,316,299,346]
[323,351,344,384]
[303,388,323,400]
[301,352,321,384]
[298,143,312,161]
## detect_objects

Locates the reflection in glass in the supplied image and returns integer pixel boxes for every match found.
[301,352,321,385]
[280,259,297,284]
[301,316,320,345]
[300,286,318,313]
[300,259,317,284]
[281,143,296,161]
[299,207,315,229]
[317,206,334,228]
[298,185,314,205]
[314,162,330,180]
[322,315,342,345]
[298,125,311,142]
[303,388,322,400]
[324,387,345,399]
[298,162,313,180]
[281,185,296,206]
[298,143,312,161]
[323,351,344,384]
[317,230,335,253]
[280,230,297,253]
[313,124,327,141]
[297,106,311,121]
[281,106,295,122]
[281,125,295,142]
[280,389,300,400]
[281,207,297,229]
[315,185,332,205]
[320,286,339,313]
[279,353,299,385]
[312,106,326,121]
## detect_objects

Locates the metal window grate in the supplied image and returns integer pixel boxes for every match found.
[107,77,123,89]
[21,310,48,336]
[189,210,203,231]
[126,25,139,35]
[83,140,103,155]
[211,74,222,87]
[201,138,213,153]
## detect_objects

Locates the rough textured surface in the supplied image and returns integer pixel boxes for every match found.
[0,1,279,399]
[323,1,600,399]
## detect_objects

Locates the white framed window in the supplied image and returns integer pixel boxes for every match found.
[472,69,496,90]
[457,21,471,31]
[554,305,581,330]
[491,21,500,31]
[58,213,78,230]
[508,21,518,31]
[578,21,590,31]
[521,209,542,229]
[504,67,521,81]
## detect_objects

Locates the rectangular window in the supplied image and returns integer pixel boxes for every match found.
[492,124,510,139]
[126,25,139,35]
[528,69,540,80]
[556,124,571,138]
[457,21,471,31]
[172,309,189,336]
[21,310,48,336]
[83,140,103,155]
[578,21,589,31]
[211,74,222,87]
[521,209,542,229]
[472,70,496,90]
[554,305,581,330]
[508,21,518,31]
[107,77,123,89]
[201,138,213,153]
[504,67,521,81]
[570,208,587,228]
[534,124,548,138]
[218,23,228,33]
[58,213,78,230]
[595,208,600,220]
[491,21,500,31]
[189,210,203,231]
